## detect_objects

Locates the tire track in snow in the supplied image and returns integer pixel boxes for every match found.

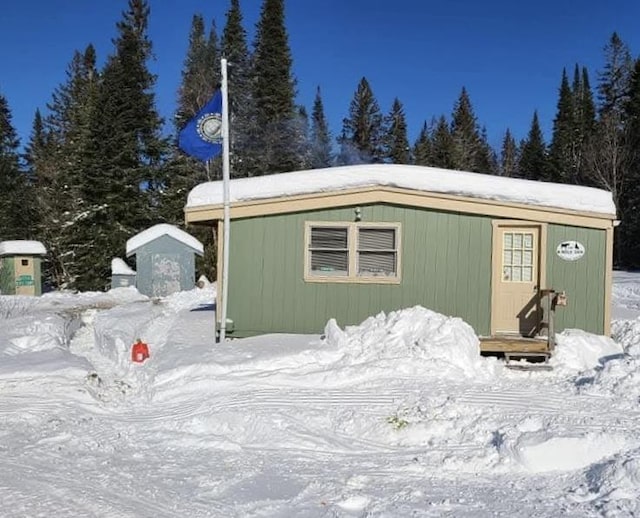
[457,387,640,431]
[0,455,230,518]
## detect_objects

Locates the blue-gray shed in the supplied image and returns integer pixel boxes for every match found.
[126,224,204,297]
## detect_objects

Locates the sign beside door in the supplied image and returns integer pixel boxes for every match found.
[556,241,585,261]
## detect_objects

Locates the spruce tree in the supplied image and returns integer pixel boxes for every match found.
[175,14,219,130]
[597,32,633,120]
[450,87,485,172]
[24,109,59,286]
[518,111,548,180]
[31,46,100,289]
[310,86,332,168]
[412,121,432,166]
[251,0,303,174]
[477,125,498,174]
[573,66,597,185]
[384,98,410,164]
[619,58,640,266]
[78,0,168,291]
[500,128,518,177]
[548,69,575,183]
[584,33,634,264]
[430,115,454,169]
[338,77,385,164]
[0,93,32,241]
[164,14,218,219]
[222,0,255,178]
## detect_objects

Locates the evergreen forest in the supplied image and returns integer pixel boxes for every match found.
[1,0,639,291]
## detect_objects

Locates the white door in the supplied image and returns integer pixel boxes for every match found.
[493,226,540,336]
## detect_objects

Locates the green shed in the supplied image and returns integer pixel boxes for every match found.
[0,240,47,296]
[184,164,617,339]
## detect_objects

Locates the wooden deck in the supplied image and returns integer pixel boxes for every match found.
[480,336,551,368]
[479,336,550,355]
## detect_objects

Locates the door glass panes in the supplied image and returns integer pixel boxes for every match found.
[502,231,535,283]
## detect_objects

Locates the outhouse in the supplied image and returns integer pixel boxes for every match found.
[125,224,203,297]
[0,240,47,296]
[184,164,617,339]
[111,258,136,289]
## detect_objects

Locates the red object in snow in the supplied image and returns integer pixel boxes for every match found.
[131,339,150,363]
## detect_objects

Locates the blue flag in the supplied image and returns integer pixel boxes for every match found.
[178,90,223,161]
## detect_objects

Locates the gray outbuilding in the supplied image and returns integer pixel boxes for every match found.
[126,224,204,297]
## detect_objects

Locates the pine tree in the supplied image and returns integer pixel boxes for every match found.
[384,98,410,164]
[500,128,518,177]
[78,0,168,291]
[309,86,332,168]
[338,77,385,164]
[548,69,575,183]
[518,111,548,180]
[251,0,303,174]
[412,121,432,166]
[430,115,454,169]
[0,93,32,240]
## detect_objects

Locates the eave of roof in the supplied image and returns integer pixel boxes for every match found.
[185,185,616,230]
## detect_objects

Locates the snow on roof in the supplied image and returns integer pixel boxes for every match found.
[111,258,136,276]
[0,240,47,256]
[186,164,617,217]
[126,224,204,256]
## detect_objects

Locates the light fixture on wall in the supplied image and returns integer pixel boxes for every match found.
[354,207,362,221]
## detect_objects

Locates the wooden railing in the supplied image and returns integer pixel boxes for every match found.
[539,289,567,352]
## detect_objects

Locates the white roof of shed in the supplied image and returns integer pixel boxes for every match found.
[186,164,617,217]
[126,224,204,256]
[0,240,47,257]
[111,258,136,275]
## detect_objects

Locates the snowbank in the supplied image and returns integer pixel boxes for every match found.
[551,329,623,372]
[322,306,487,378]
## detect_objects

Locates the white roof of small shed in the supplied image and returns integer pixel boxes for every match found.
[111,258,136,275]
[0,240,47,257]
[186,164,617,217]
[126,224,204,256]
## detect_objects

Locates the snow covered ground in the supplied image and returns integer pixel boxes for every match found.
[1,273,640,517]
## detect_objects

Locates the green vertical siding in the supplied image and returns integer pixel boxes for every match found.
[546,225,606,334]
[227,204,494,336]
[0,257,15,295]
[34,258,42,296]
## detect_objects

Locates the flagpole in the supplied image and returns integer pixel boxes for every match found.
[219,57,231,342]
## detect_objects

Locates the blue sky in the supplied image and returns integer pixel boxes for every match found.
[1,0,639,153]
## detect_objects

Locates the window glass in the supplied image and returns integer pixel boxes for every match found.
[310,251,348,276]
[307,223,400,281]
[310,227,348,249]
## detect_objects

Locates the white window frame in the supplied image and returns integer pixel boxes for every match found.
[304,221,401,284]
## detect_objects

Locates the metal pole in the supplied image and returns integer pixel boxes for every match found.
[219,58,231,342]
